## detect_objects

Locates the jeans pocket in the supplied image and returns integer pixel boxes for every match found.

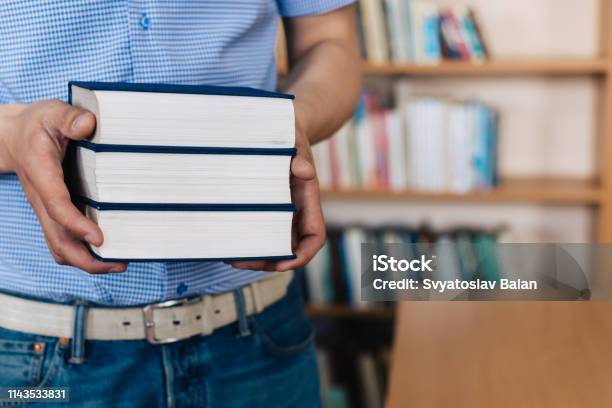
[0,330,64,390]
[252,313,315,359]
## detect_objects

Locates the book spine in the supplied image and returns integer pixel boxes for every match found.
[384,0,408,62]
[440,10,471,60]
[359,0,390,63]
[469,8,489,58]
[422,4,442,63]
[454,6,486,62]
[402,0,415,60]
[439,12,461,60]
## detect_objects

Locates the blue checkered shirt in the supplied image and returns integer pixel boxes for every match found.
[0,0,352,305]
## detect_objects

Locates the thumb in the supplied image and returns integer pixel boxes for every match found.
[43,102,96,141]
[291,155,316,181]
[63,109,96,140]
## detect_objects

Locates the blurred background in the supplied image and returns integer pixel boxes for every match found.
[278,1,612,407]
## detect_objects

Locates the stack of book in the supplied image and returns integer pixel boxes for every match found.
[302,225,500,308]
[358,0,488,64]
[68,82,296,261]
[313,89,499,193]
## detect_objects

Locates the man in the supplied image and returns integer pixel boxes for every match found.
[0,1,361,406]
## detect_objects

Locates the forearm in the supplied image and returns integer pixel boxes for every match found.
[279,6,362,145]
[0,104,23,173]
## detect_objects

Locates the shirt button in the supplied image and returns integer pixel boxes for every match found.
[140,13,151,30]
[177,282,188,295]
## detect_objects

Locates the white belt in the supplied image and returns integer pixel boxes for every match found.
[0,271,292,344]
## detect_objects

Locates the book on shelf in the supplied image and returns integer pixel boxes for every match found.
[301,225,501,308]
[358,0,488,64]
[68,81,296,261]
[359,0,390,63]
[313,87,499,193]
[384,0,411,62]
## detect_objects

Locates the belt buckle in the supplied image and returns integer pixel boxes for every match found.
[143,297,203,344]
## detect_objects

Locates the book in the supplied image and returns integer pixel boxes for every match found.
[411,1,441,64]
[439,10,471,60]
[315,88,499,193]
[355,6,369,61]
[342,227,369,308]
[355,96,376,187]
[401,0,416,61]
[305,241,335,304]
[70,82,295,147]
[453,5,487,62]
[421,3,442,63]
[82,202,295,261]
[359,0,390,63]
[448,103,473,192]
[469,8,490,58]
[71,142,294,204]
[386,110,407,190]
[356,0,489,64]
[384,0,410,62]
[68,82,296,261]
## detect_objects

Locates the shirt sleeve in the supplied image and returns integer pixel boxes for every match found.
[276,0,356,18]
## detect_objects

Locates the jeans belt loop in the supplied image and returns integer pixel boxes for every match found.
[69,300,89,364]
[232,288,251,337]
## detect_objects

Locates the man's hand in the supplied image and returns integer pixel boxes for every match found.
[0,101,127,274]
[229,126,325,272]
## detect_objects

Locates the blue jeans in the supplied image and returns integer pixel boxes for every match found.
[0,277,320,407]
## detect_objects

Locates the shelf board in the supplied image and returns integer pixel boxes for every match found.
[306,305,396,319]
[320,179,603,205]
[361,59,609,76]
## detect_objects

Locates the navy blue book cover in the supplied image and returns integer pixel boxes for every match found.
[89,252,296,263]
[68,81,297,156]
[68,81,294,102]
[77,196,296,212]
[75,140,296,156]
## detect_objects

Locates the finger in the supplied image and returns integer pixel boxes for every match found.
[276,179,325,271]
[24,183,126,273]
[49,249,67,265]
[291,156,316,181]
[56,237,127,274]
[41,101,96,141]
[227,261,278,272]
[274,233,325,271]
[22,151,103,246]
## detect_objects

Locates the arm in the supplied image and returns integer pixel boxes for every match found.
[281,4,362,144]
[0,101,127,273]
[230,5,362,272]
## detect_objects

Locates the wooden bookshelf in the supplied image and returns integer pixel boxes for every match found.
[278,59,609,78]
[276,4,612,242]
[361,58,609,76]
[306,305,396,320]
[321,179,602,205]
